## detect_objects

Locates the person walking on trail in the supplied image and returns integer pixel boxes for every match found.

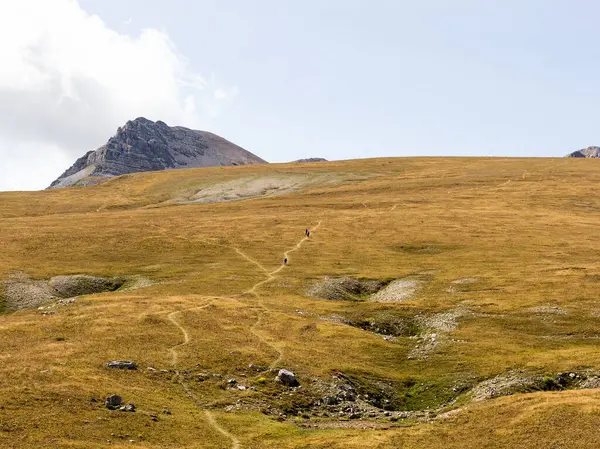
[283,257,288,265]
[305,229,310,237]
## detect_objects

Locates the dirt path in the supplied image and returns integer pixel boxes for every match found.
[243,221,322,369]
[205,411,241,449]
[234,247,269,274]
[161,220,322,447]
[168,301,213,366]
[168,299,241,449]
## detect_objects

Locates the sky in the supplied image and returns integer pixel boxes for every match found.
[1,0,599,191]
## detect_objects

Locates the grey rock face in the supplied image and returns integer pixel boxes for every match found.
[275,369,300,387]
[49,117,267,188]
[565,146,600,158]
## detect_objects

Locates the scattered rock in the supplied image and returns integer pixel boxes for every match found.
[276,369,300,387]
[106,361,137,370]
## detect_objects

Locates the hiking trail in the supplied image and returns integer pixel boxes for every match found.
[163,220,322,448]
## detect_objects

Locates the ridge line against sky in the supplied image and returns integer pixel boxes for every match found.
[1,0,598,191]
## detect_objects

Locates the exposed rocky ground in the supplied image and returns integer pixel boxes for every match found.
[369,279,422,303]
[307,277,388,301]
[1,272,126,311]
[140,363,600,424]
[49,117,266,188]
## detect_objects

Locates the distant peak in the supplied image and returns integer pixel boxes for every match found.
[48,118,267,188]
[565,146,600,158]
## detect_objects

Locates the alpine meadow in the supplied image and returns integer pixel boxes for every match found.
[2,157,600,448]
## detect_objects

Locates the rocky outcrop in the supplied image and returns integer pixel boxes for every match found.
[293,158,327,163]
[49,117,266,188]
[565,146,600,158]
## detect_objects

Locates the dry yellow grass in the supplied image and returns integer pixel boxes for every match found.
[2,157,600,448]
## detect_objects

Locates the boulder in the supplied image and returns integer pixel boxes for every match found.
[106,360,137,370]
[105,395,122,410]
[275,369,300,387]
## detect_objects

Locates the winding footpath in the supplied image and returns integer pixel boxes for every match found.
[165,220,323,448]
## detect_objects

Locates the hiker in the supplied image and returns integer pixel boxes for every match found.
[305,229,309,237]
[283,257,288,265]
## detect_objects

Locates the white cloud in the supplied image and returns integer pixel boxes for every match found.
[0,0,235,191]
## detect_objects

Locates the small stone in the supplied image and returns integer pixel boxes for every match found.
[248,363,265,372]
[228,378,237,385]
[119,404,136,412]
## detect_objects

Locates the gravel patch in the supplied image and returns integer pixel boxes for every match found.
[307,277,386,301]
[369,279,421,303]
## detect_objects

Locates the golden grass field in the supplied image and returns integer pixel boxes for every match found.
[2,157,600,448]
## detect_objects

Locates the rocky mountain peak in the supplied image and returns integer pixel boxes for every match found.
[49,118,266,188]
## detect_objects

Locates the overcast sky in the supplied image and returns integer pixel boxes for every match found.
[1,0,598,191]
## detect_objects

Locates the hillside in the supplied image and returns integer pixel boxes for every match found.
[49,117,266,188]
[2,157,600,448]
